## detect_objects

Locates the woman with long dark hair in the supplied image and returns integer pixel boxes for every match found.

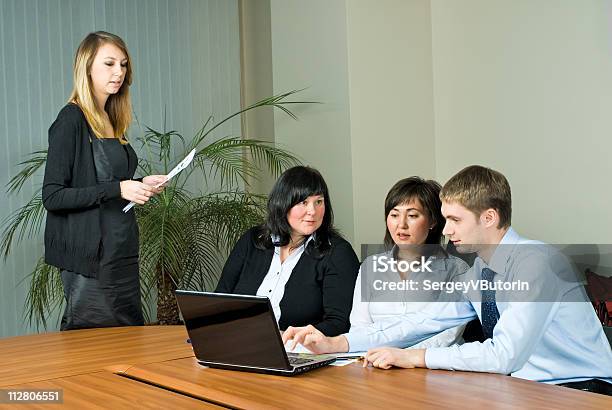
[216,166,359,336]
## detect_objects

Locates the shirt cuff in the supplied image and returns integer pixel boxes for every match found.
[344,330,371,352]
[424,347,451,369]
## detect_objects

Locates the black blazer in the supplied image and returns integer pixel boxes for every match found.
[42,104,138,276]
[215,227,360,336]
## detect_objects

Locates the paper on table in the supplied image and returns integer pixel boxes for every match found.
[284,343,362,366]
[284,342,366,358]
[330,358,360,367]
[329,351,367,366]
[122,148,196,213]
[333,351,367,360]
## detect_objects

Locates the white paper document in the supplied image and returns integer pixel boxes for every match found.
[329,352,367,366]
[284,343,366,366]
[329,358,360,367]
[122,148,196,213]
[333,351,367,360]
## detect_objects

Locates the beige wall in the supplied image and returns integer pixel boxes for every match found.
[430,0,612,244]
[346,0,436,250]
[268,0,356,242]
[258,0,437,250]
[239,0,276,195]
[242,0,612,258]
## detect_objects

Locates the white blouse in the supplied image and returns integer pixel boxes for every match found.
[349,249,469,350]
[256,235,314,323]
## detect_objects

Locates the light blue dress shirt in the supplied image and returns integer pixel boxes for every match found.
[345,228,612,384]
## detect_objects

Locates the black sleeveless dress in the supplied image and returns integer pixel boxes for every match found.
[59,137,144,330]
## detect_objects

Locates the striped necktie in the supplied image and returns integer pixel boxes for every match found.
[481,267,500,340]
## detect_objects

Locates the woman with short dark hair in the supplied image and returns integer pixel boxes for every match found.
[215,166,359,336]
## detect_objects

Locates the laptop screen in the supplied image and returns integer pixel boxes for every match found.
[176,291,290,369]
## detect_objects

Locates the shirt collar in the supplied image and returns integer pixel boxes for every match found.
[271,233,315,254]
[477,227,520,277]
[499,227,520,245]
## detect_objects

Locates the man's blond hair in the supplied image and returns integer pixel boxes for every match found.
[440,165,512,229]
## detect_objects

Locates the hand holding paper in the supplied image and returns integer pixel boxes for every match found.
[119,180,157,205]
[123,148,196,212]
[142,175,169,193]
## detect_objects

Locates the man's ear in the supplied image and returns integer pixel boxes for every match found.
[480,208,498,228]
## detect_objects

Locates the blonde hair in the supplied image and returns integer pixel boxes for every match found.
[68,31,132,143]
[440,165,512,229]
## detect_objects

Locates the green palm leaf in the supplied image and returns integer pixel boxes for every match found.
[1,192,46,260]
[138,188,191,285]
[6,150,47,194]
[21,258,63,330]
[189,89,317,150]
[180,192,266,290]
[2,90,312,328]
[193,137,300,188]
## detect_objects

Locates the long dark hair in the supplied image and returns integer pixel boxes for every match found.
[255,166,337,257]
[383,177,445,250]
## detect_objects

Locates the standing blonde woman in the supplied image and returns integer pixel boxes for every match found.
[43,31,166,330]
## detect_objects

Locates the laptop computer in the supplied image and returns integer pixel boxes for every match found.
[175,290,336,376]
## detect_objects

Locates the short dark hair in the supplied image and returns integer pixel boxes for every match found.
[383,177,445,249]
[440,165,512,229]
[255,166,337,257]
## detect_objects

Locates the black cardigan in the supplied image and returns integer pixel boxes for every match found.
[215,227,360,336]
[42,104,138,276]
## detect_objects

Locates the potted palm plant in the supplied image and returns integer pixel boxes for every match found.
[1,90,308,328]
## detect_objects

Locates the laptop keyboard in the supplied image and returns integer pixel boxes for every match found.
[288,356,314,366]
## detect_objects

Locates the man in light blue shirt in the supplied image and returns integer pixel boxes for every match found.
[283,165,612,393]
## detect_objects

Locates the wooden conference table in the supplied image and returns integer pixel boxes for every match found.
[0,326,609,409]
